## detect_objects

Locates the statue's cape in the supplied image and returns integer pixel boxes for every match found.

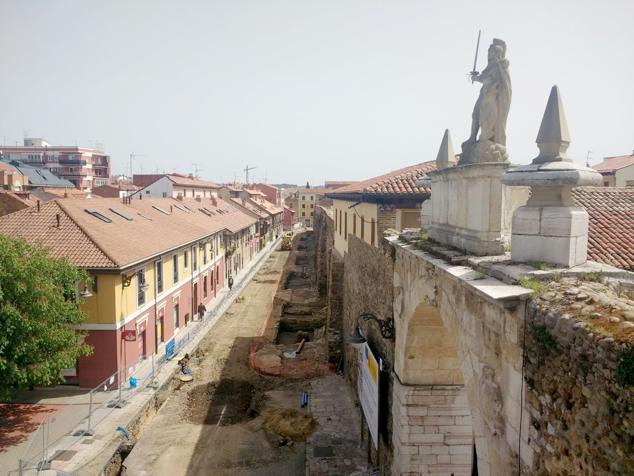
[496,60,511,146]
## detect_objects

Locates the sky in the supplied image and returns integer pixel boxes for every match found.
[1,0,633,186]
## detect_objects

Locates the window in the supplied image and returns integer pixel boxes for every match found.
[302,211,305,217]
[371,220,376,246]
[361,216,365,240]
[353,214,357,236]
[339,210,342,235]
[156,260,163,294]
[203,243,207,265]
[184,250,189,269]
[173,254,179,283]
[310,196,314,200]
[137,269,146,307]
[344,212,348,237]
[302,204,306,208]
[203,276,208,298]
[310,204,314,208]
[173,303,179,329]
[193,246,198,271]
[311,212,314,217]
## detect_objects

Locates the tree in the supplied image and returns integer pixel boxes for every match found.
[0,236,92,400]
[305,181,310,189]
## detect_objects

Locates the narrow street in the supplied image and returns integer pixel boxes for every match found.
[123,234,367,476]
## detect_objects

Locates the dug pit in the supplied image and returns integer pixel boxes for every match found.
[184,379,260,426]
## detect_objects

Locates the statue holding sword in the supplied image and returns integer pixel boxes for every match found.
[460,33,512,164]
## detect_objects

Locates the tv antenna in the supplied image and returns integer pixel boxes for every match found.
[244,164,257,184]
[129,153,146,178]
[586,150,593,167]
[191,163,202,178]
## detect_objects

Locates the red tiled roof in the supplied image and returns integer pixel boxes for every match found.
[230,198,269,219]
[0,197,255,269]
[327,161,437,196]
[167,174,220,189]
[133,174,164,188]
[592,155,634,173]
[572,187,634,271]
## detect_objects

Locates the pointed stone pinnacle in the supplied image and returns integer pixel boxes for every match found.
[534,85,571,163]
[436,129,456,169]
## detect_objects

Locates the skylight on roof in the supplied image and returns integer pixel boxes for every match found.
[109,207,133,221]
[202,207,215,215]
[152,206,171,215]
[85,209,112,223]
[138,213,153,221]
[173,204,190,213]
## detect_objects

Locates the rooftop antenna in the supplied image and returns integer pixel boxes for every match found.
[244,164,257,184]
[586,150,593,167]
[129,153,146,178]
[191,163,202,178]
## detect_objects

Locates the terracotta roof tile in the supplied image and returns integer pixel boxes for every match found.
[327,161,437,196]
[572,187,634,271]
[592,154,634,173]
[0,197,256,269]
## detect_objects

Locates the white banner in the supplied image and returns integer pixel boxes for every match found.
[357,342,380,448]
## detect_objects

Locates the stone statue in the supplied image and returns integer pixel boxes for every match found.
[460,38,512,165]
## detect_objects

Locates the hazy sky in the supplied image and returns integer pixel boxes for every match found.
[1,1,633,185]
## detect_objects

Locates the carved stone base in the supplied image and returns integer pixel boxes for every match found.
[460,139,509,165]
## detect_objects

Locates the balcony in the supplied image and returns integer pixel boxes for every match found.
[59,159,87,166]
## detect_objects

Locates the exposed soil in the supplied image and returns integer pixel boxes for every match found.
[262,408,317,441]
[184,379,259,426]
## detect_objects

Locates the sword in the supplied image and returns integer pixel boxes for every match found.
[469,29,481,83]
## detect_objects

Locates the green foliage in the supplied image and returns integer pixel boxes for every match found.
[518,277,545,296]
[418,230,429,241]
[531,261,551,271]
[0,236,92,400]
[616,348,634,387]
[584,271,601,282]
[532,324,559,365]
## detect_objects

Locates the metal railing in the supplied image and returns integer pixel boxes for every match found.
[14,238,280,475]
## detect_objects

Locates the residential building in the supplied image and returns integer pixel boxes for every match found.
[326,161,436,256]
[228,196,283,248]
[131,174,221,199]
[247,183,282,206]
[92,183,140,198]
[0,138,111,190]
[284,187,331,227]
[592,152,634,187]
[0,197,259,387]
[0,160,28,191]
[283,206,295,231]
[0,158,75,189]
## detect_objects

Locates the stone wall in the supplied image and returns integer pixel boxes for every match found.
[523,297,634,475]
[343,234,396,472]
[377,205,397,237]
[392,381,473,475]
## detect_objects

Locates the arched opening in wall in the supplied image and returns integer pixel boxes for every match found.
[392,303,476,475]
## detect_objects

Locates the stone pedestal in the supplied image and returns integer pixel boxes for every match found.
[428,163,529,256]
[502,86,602,267]
[510,203,589,267]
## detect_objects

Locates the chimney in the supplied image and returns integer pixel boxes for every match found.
[55,213,61,227]
[195,196,202,202]
[170,205,173,212]
[37,200,41,213]
[176,194,183,201]
[211,197,218,207]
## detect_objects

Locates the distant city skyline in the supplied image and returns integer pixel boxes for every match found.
[1,0,633,185]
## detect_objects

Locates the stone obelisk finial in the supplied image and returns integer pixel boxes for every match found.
[435,129,456,169]
[534,85,571,163]
[502,85,602,268]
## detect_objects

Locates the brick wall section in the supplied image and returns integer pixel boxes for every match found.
[377,205,397,237]
[392,381,473,476]
[523,300,634,475]
[343,234,396,471]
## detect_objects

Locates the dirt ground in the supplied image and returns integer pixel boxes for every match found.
[123,248,314,476]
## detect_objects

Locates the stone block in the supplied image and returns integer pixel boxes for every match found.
[446,435,474,446]
[540,207,588,237]
[511,232,588,268]
[450,453,473,464]
[428,405,472,416]
[408,433,445,444]
[422,416,456,426]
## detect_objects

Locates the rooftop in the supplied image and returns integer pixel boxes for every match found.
[572,187,634,271]
[0,197,253,270]
[1,159,75,188]
[327,161,437,197]
[592,154,634,174]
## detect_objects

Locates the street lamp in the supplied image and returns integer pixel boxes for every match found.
[347,312,395,345]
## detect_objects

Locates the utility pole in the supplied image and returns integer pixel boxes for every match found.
[244,164,257,184]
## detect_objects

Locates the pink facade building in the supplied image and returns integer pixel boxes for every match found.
[1,138,111,190]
